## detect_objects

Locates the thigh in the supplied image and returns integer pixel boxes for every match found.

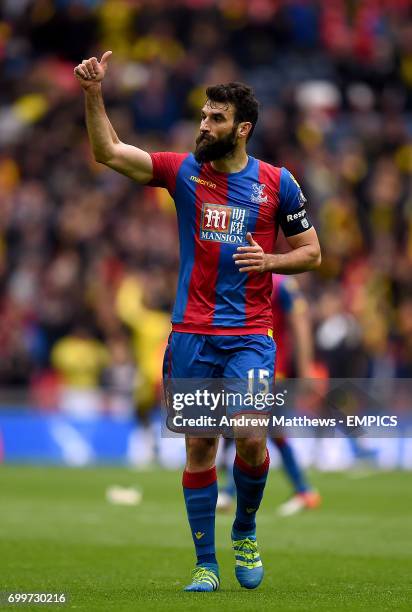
[223,335,276,421]
[223,335,276,381]
[163,332,221,379]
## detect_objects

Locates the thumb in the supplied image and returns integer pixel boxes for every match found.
[246,232,256,246]
[100,50,112,66]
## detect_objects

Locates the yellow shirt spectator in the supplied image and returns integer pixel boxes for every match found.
[51,334,108,389]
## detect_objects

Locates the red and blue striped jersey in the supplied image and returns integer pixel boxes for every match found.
[149,152,311,335]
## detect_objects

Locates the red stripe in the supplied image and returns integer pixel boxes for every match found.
[172,323,271,336]
[182,465,217,488]
[149,152,187,194]
[183,166,228,325]
[245,162,281,327]
[234,449,270,478]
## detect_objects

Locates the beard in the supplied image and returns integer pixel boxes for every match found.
[194,126,238,163]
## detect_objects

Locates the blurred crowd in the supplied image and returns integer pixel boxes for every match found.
[1,0,412,412]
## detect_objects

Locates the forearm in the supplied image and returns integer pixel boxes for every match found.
[264,246,321,274]
[84,83,119,162]
[106,115,120,145]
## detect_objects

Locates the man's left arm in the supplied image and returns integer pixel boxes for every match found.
[234,167,321,273]
[234,227,321,274]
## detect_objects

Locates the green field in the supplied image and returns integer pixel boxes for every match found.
[1,466,411,611]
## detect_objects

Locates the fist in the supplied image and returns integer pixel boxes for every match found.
[74,51,112,89]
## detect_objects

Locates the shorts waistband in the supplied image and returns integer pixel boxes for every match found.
[172,323,273,337]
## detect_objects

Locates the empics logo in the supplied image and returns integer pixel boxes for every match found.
[200,203,249,244]
[190,175,216,189]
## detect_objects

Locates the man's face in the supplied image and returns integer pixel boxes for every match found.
[194,100,239,163]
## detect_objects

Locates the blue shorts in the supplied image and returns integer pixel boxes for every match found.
[163,333,276,428]
[163,332,276,380]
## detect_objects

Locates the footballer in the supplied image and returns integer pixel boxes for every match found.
[75,52,321,592]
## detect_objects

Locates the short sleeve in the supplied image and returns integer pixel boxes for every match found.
[149,152,187,195]
[278,167,313,236]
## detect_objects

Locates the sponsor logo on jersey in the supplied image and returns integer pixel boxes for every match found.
[190,175,216,189]
[301,218,309,229]
[251,183,268,204]
[200,203,249,244]
[286,209,307,222]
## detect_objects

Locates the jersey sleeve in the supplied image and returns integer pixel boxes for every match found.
[278,167,313,237]
[148,152,186,195]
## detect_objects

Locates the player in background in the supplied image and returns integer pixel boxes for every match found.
[74,52,321,592]
[217,275,322,516]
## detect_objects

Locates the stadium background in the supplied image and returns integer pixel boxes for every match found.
[1,0,412,468]
[1,3,411,611]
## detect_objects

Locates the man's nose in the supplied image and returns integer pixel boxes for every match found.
[200,119,210,132]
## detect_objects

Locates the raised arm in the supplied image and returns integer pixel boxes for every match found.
[74,52,153,184]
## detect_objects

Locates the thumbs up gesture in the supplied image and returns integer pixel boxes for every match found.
[74,51,112,89]
[233,232,268,273]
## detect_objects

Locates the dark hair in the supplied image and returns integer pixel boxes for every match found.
[205,82,259,141]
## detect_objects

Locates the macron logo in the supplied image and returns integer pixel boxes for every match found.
[190,176,216,189]
[195,531,205,540]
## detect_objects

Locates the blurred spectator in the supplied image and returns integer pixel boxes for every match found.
[51,321,108,417]
[101,332,137,420]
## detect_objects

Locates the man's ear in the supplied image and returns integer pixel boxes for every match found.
[238,122,252,139]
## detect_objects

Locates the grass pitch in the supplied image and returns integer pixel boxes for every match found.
[1,465,411,611]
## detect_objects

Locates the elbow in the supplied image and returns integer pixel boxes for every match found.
[305,246,321,270]
[94,152,111,164]
[93,146,115,165]
[310,247,322,269]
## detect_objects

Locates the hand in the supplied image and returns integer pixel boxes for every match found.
[233,232,268,273]
[74,51,112,90]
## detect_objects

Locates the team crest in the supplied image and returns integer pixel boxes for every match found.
[251,183,268,204]
[200,203,249,244]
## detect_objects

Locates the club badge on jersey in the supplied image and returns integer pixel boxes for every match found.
[250,183,268,204]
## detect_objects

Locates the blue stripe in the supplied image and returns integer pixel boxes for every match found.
[279,166,300,213]
[213,157,260,327]
[172,154,201,323]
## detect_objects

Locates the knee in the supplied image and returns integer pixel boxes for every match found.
[186,437,217,471]
[236,438,266,466]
